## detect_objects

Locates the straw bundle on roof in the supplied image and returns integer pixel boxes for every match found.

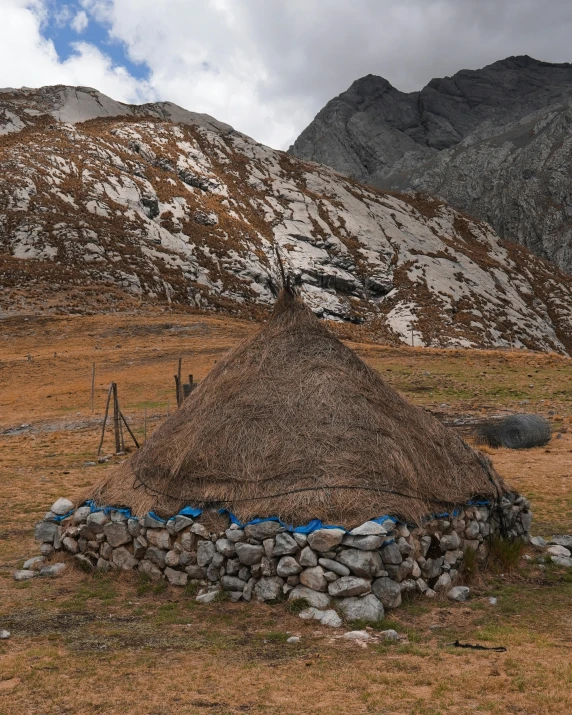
[92,289,509,526]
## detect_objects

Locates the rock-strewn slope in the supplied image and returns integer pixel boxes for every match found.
[290,56,572,274]
[1,85,572,353]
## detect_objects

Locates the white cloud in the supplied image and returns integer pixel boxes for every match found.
[71,10,89,34]
[0,0,152,103]
[2,0,572,149]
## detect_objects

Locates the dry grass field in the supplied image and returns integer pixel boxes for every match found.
[1,310,571,714]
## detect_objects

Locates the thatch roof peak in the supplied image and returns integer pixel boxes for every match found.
[93,290,508,526]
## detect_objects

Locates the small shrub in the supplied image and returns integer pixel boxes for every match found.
[285,597,310,615]
[184,580,200,598]
[136,573,152,596]
[263,632,290,643]
[461,546,479,583]
[488,537,525,573]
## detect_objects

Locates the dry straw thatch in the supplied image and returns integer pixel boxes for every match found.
[92,289,509,526]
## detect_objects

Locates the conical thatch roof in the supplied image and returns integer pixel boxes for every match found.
[92,289,509,526]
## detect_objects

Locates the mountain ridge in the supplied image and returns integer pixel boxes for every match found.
[289,56,572,273]
[1,84,572,355]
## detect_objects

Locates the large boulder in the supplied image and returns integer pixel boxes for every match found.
[307,529,345,552]
[336,549,382,578]
[337,594,384,622]
[254,576,284,601]
[299,566,328,592]
[372,577,402,608]
[288,585,331,609]
[328,576,371,598]
[235,543,264,565]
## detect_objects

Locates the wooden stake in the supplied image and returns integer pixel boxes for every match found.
[411,326,414,348]
[188,374,194,392]
[97,384,113,455]
[112,382,121,454]
[174,375,181,407]
[177,357,182,406]
[120,410,140,449]
[144,407,147,442]
[118,406,125,452]
[91,362,96,414]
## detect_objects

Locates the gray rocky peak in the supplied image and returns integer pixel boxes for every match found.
[290,56,572,273]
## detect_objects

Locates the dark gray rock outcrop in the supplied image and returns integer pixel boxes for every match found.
[290,56,572,273]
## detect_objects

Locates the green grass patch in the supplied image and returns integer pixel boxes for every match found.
[488,537,525,573]
[284,597,310,615]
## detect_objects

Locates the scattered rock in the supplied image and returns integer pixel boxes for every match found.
[319,609,343,628]
[13,569,37,581]
[196,591,218,604]
[447,586,470,602]
[22,556,45,570]
[380,629,400,641]
[530,535,547,549]
[547,545,571,558]
[550,535,572,549]
[342,630,370,640]
[551,555,572,568]
[286,636,300,643]
[299,607,325,620]
[288,585,331,609]
[0,631,10,640]
[39,563,66,577]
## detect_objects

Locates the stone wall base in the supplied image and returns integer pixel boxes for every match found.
[34,494,532,622]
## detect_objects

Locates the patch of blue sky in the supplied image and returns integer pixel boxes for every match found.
[41,1,149,81]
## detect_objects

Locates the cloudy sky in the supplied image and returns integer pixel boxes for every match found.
[2,0,572,148]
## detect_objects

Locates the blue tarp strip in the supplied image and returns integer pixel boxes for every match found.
[77,501,484,532]
[52,508,74,524]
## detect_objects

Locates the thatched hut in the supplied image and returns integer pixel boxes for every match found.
[92,288,509,527]
[36,288,532,614]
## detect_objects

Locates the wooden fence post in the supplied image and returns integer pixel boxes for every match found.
[91,362,96,414]
[112,382,121,454]
[97,384,114,455]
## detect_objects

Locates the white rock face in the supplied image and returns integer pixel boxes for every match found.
[1,85,571,353]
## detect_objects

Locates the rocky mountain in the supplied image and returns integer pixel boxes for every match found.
[1,84,572,354]
[290,56,572,274]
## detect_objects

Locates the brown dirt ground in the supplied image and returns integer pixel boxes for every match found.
[1,311,571,715]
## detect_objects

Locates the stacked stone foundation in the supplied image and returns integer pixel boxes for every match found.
[35,494,532,621]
